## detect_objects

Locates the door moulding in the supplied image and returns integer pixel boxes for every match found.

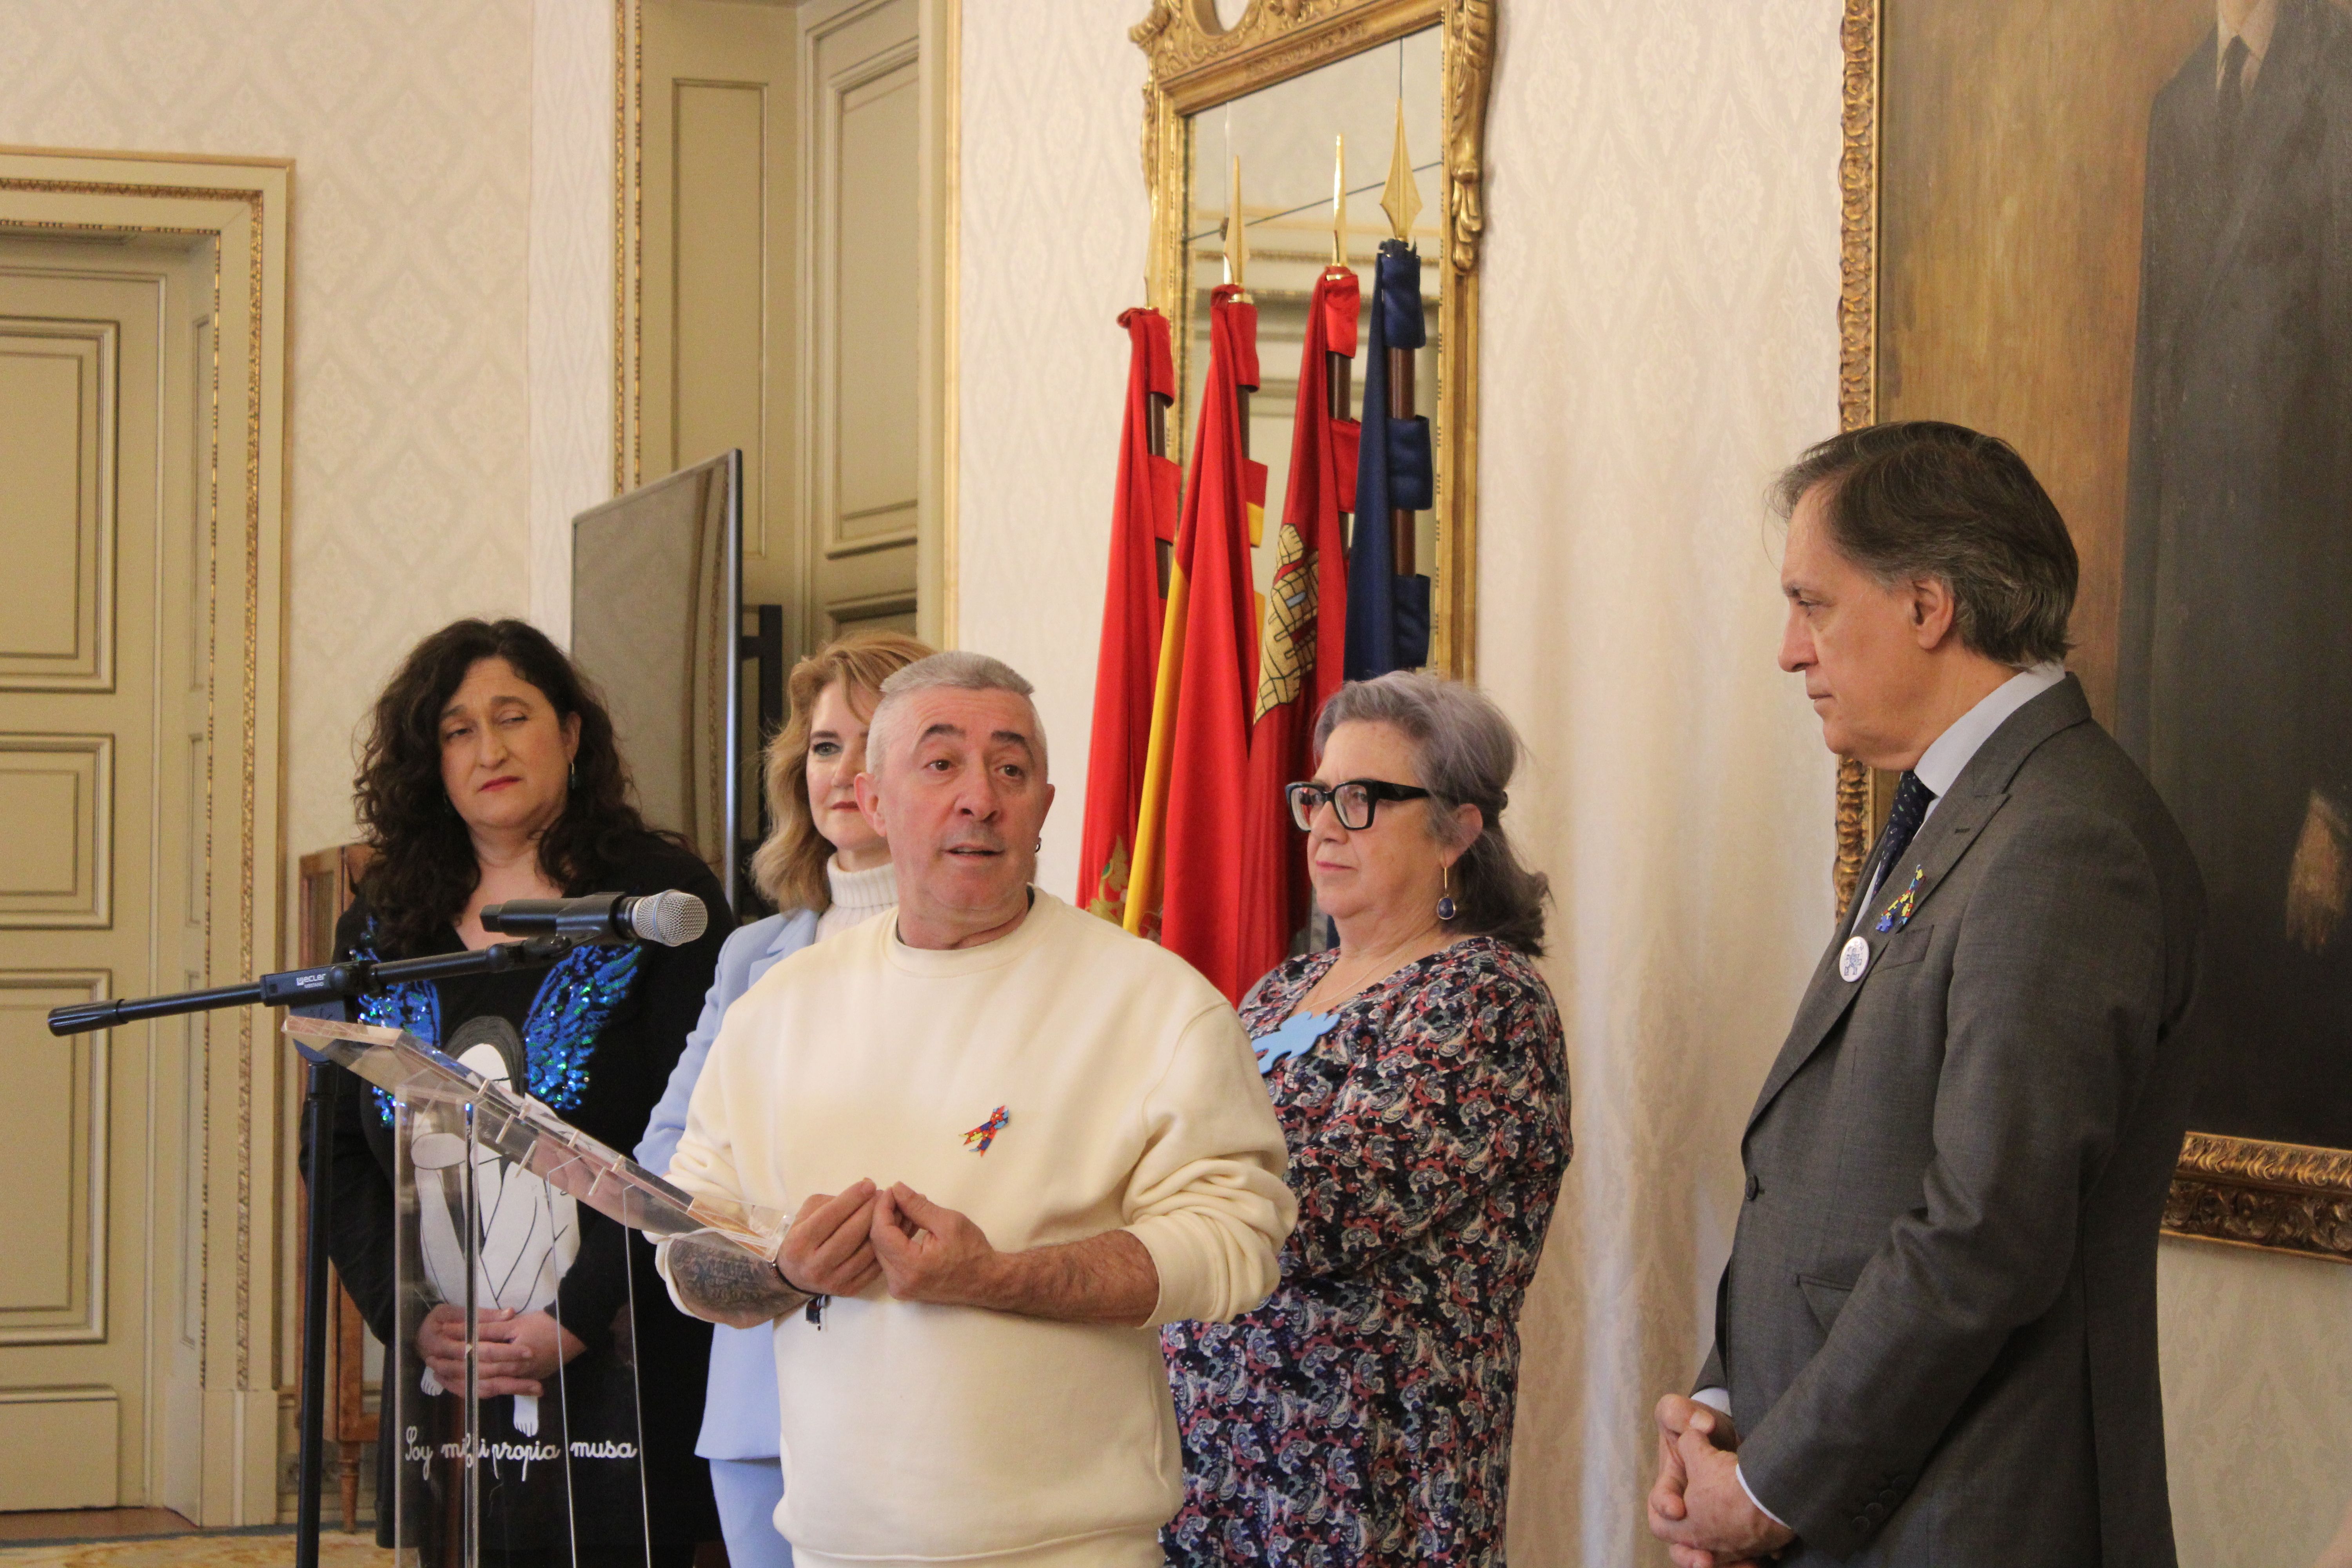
[0,145,290,1528]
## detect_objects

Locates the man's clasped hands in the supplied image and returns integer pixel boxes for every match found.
[775,1177,1000,1306]
[1648,1394,1799,1567]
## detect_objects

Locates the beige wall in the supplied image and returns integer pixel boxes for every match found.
[0,0,570,876]
[2163,1238,2352,1566]
[529,0,619,648]
[956,2,2351,1561]
[1474,2,1847,1557]
[955,0,1151,902]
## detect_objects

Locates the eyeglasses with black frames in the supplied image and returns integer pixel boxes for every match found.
[1285,778,1434,832]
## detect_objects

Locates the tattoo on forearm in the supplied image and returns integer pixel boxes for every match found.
[664,1233,808,1319]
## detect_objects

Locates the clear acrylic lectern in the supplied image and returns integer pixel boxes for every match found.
[284,1016,785,1568]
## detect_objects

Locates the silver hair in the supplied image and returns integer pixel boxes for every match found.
[866,650,1046,776]
[1313,671,1550,955]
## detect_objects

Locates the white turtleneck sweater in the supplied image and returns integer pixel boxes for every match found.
[814,855,896,940]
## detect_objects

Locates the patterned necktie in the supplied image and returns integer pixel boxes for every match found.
[1865,770,1937,919]
[2218,34,2251,173]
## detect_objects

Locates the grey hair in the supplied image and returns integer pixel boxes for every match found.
[866,650,1046,776]
[1771,420,2078,666]
[1313,671,1550,956]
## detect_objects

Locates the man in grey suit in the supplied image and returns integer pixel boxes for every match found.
[1647,422,2205,1567]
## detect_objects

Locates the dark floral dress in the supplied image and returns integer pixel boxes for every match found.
[1160,935,1571,1568]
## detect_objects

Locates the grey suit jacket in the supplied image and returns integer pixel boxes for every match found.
[1699,678,2204,1565]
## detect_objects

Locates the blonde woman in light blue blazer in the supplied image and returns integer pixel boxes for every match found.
[636,631,929,1568]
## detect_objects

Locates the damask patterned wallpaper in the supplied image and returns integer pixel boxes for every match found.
[957,2,2352,1563]
[1473,2,1849,1558]
[527,0,617,648]
[0,0,541,872]
[955,0,1152,901]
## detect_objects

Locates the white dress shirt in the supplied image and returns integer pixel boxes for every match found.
[2218,0,2278,93]
[1846,661,2069,934]
[1708,659,2068,1527]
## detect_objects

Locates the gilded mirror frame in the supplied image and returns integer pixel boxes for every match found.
[1132,0,1495,679]
[1836,0,2352,1263]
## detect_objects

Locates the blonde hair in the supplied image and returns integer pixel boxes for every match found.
[750,629,935,912]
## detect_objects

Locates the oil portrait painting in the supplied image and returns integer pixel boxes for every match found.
[1870,0,2352,1241]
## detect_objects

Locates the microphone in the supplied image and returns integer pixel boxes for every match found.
[479,891,711,947]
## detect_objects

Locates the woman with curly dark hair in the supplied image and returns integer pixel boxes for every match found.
[313,617,729,1567]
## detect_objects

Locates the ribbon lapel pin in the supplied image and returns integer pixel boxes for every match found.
[1875,864,1925,935]
[963,1105,1011,1155]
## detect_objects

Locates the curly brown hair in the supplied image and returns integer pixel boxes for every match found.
[353,618,662,955]
[750,629,934,912]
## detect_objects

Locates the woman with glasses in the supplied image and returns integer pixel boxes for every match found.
[1160,671,1571,1568]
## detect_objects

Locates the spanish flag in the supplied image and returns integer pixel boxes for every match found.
[1237,267,1360,983]
[1076,308,1180,923]
[1123,284,1265,1004]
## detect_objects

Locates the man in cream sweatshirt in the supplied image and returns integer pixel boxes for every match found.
[657,651,1296,1568]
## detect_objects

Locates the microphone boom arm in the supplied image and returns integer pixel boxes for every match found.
[45,933,592,1036]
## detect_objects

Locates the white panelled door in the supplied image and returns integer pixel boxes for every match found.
[0,233,209,1513]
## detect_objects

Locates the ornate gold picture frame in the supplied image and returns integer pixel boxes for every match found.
[1132,0,1494,679]
[1837,0,2352,1263]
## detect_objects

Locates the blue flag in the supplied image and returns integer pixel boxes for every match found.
[1344,239,1433,679]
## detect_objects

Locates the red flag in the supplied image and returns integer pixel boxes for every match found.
[1125,285,1265,1004]
[1237,269,1361,981]
[1078,308,1181,922]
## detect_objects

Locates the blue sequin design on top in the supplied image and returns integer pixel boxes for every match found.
[352,930,644,1123]
[355,963,441,1125]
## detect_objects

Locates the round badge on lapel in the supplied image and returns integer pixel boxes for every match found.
[1839,934,1871,984]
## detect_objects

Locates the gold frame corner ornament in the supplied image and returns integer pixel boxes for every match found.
[2163,1133,2352,1263]
[1133,0,1494,679]
[1835,1,2352,1263]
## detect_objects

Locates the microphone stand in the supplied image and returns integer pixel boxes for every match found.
[48,934,603,1568]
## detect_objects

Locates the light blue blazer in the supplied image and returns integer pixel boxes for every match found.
[635,907,818,1461]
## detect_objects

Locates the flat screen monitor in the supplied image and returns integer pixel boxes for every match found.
[570,451,742,911]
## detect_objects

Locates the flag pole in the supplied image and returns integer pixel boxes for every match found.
[1380,100,1421,578]
[1329,135,1352,421]
[1230,153,1252,461]
[1227,152,1249,295]
[1331,133,1348,268]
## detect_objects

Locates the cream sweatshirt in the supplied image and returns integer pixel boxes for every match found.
[659,891,1294,1564]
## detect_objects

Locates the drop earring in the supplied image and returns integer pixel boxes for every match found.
[568,760,579,791]
[1437,862,1458,922]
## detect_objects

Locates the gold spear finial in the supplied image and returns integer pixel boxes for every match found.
[1223,154,1249,294]
[1380,98,1421,243]
[1331,133,1348,268]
